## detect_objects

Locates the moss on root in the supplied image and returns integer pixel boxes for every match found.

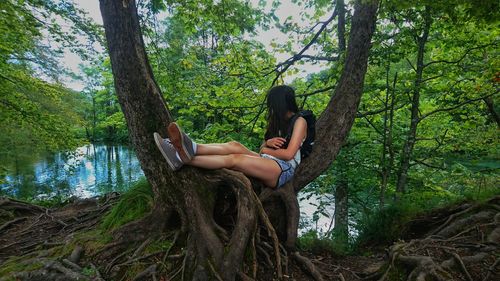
[0,254,43,278]
[66,229,113,256]
[0,209,14,225]
[145,239,173,253]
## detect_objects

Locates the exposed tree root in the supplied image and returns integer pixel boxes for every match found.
[292,251,324,281]
[0,195,119,264]
[0,216,27,232]
[4,193,496,281]
[369,197,500,281]
[132,264,157,281]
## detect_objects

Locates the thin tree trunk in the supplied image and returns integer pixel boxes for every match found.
[337,0,346,52]
[483,96,500,128]
[388,73,396,183]
[379,66,391,207]
[333,170,348,244]
[332,0,349,239]
[92,96,96,142]
[395,6,432,199]
[380,70,397,207]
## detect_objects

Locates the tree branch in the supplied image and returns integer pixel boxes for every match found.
[421,74,444,83]
[299,54,339,62]
[406,58,416,72]
[265,8,339,85]
[423,42,498,68]
[362,115,385,136]
[357,103,405,118]
[412,159,446,170]
[296,85,336,98]
[419,91,499,121]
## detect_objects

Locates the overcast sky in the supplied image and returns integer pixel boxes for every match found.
[63,0,330,91]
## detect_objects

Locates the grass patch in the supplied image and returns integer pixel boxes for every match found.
[101,178,153,232]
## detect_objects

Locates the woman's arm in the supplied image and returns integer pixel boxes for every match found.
[261,117,307,161]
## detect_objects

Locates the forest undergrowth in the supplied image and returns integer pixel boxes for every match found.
[0,182,498,281]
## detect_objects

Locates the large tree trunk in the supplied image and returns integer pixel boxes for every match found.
[99,0,378,279]
[99,1,258,280]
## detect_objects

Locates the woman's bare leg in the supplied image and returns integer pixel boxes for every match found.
[187,154,281,188]
[196,141,259,157]
[166,122,257,157]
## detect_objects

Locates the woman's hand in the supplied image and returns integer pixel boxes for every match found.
[266,137,286,149]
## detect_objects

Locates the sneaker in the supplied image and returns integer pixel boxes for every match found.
[154,132,183,171]
[167,122,195,163]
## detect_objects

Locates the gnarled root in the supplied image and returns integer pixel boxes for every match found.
[292,251,324,281]
[372,198,499,281]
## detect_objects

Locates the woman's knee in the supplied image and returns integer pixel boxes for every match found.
[227,141,242,148]
[226,154,243,169]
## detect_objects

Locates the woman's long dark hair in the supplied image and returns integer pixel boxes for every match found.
[264,85,299,140]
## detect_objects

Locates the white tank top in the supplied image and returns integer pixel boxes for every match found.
[288,149,301,170]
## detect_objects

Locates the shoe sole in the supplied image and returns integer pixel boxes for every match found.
[154,132,178,171]
[168,122,192,163]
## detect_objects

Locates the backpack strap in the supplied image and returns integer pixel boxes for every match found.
[286,113,301,139]
[284,112,304,149]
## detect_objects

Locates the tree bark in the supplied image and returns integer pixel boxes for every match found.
[395,6,432,198]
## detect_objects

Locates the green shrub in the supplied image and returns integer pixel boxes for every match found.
[355,203,415,247]
[101,178,153,231]
[355,186,500,248]
[298,229,352,255]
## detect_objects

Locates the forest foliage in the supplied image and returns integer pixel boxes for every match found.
[0,0,498,247]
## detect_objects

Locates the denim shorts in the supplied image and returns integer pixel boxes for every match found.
[261,154,295,188]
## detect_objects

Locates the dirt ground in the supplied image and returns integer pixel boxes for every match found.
[0,195,498,281]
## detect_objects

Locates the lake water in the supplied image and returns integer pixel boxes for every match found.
[0,145,143,200]
[0,144,333,233]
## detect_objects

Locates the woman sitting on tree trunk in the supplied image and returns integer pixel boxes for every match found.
[154,85,307,189]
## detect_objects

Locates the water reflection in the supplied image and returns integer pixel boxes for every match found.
[1,144,335,234]
[0,144,143,200]
[298,192,338,236]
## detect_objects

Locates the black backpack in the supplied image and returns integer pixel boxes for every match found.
[284,110,316,159]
